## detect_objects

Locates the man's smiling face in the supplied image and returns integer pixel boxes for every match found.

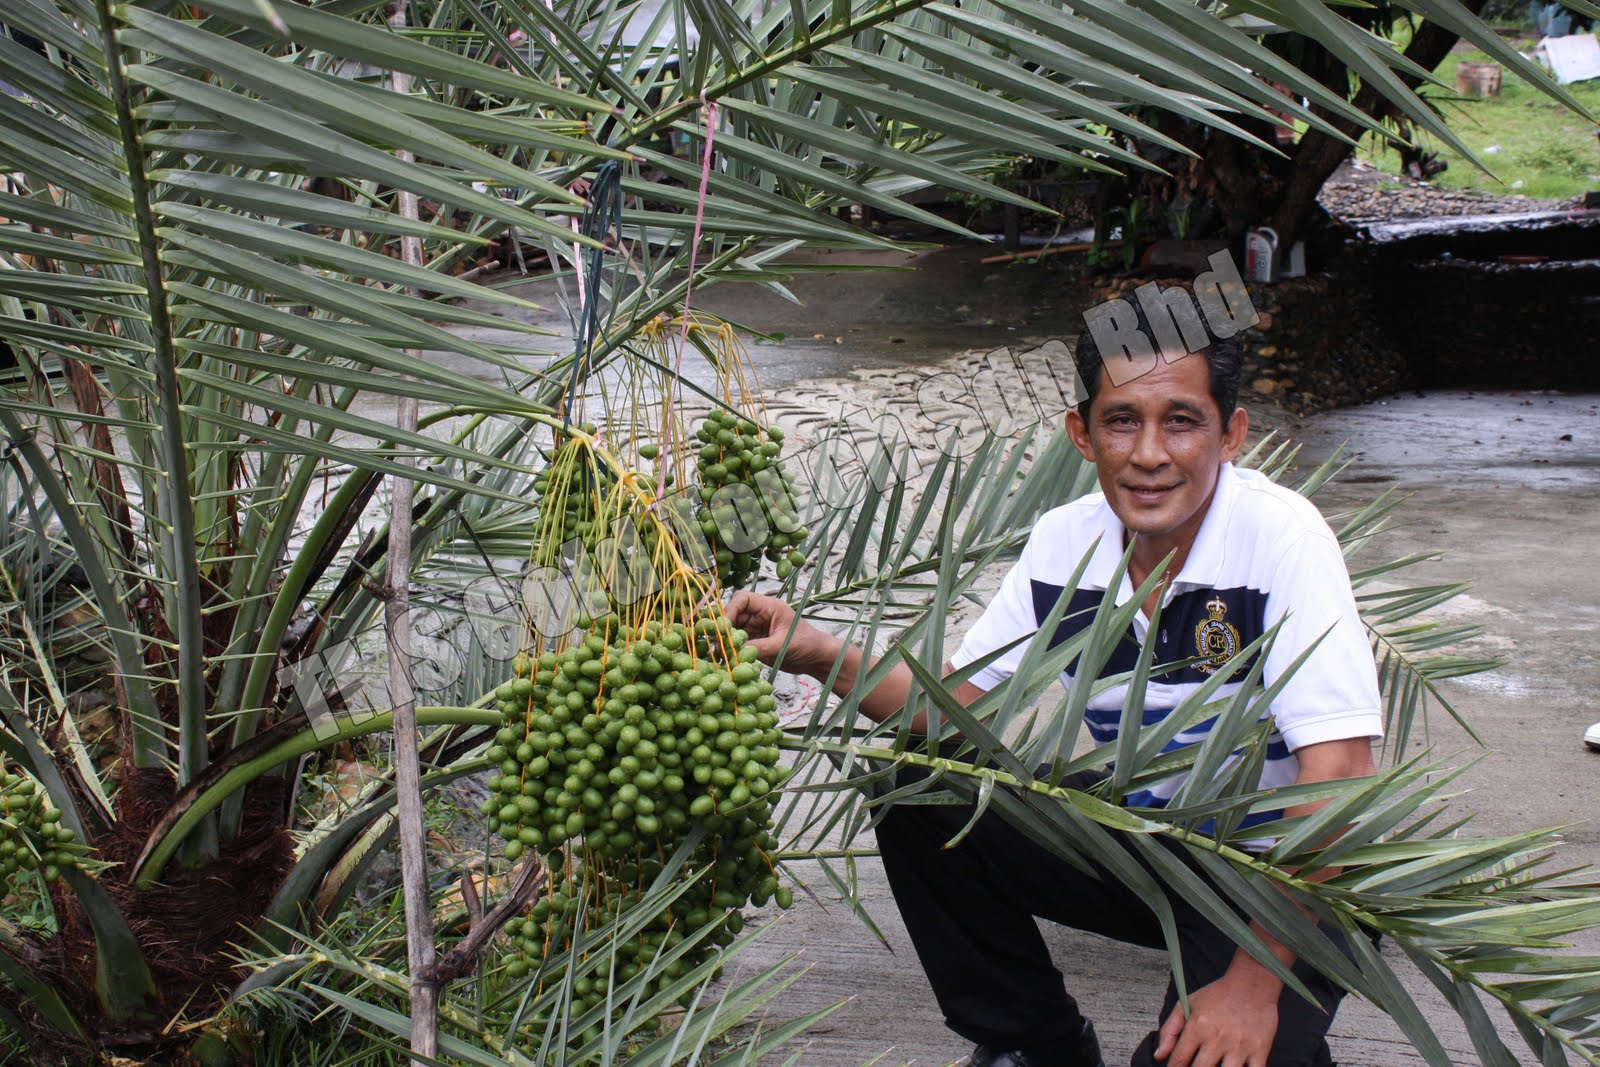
[1066,352,1248,556]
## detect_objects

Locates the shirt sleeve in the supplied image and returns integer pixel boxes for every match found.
[949,535,1041,692]
[1263,528,1385,751]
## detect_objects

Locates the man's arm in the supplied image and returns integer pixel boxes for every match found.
[1154,736,1377,1067]
[725,590,984,730]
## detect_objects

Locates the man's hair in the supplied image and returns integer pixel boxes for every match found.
[1073,295,1245,426]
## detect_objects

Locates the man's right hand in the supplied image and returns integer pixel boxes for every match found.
[726,591,836,672]
[728,592,983,728]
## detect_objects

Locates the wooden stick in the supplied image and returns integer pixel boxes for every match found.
[979,239,1122,265]
[456,259,502,283]
[384,6,439,1062]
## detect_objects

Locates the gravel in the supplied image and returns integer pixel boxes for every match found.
[1316,157,1587,223]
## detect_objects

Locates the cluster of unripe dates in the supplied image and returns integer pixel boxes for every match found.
[531,431,614,559]
[0,766,85,887]
[483,611,793,1038]
[692,411,809,588]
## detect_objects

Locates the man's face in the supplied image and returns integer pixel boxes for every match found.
[1065,352,1248,549]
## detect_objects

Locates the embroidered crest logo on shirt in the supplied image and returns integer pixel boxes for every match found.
[1194,595,1241,674]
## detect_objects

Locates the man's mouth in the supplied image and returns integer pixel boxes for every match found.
[1125,483,1177,503]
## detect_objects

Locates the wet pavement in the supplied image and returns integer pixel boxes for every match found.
[406,244,1093,403]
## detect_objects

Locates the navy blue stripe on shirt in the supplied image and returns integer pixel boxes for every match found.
[1121,789,1284,834]
[1029,581,1142,676]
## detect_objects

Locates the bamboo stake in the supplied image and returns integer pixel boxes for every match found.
[978,238,1122,265]
[383,2,439,1061]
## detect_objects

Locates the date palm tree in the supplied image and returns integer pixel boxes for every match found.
[0,0,1593,1062]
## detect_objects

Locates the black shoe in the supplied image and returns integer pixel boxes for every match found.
[965,1020,1105,1067]
[965,1050,1034,1067]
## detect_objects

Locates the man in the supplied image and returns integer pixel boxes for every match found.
[728,303,1382,1067]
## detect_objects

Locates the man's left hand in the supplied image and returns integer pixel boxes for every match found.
[1153,965,1279,1067]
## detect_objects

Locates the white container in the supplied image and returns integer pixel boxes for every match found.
[1244,227,1279,283]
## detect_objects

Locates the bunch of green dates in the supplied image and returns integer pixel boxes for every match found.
[482,612,794,1034]
[692,411,808,588]
[531,430,616,557]
[497,842,791,1042]
[0,767,85,887]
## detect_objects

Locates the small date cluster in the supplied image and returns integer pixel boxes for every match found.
[531,431,614,558]
[693,411,808,588]
[0,767,85,888]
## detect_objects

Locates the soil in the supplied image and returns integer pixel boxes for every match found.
[19,770,295,1059]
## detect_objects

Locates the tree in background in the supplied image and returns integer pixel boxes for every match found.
[1110,0,1594,255]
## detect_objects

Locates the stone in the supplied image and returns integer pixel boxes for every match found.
[1251,377,1279,396]
[1257,345,1279,358]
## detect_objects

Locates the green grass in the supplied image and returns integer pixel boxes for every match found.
[1359,35,1600,199]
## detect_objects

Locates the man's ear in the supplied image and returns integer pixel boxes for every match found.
[1220,405,1249,461]
[1065,407,1095,462]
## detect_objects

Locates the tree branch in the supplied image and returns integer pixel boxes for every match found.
[1271,2,1488,248]
[426,857,547,986]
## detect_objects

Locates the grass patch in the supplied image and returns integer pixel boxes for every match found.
[1359,35,1600,199]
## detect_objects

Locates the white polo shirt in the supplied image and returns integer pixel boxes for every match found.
[951,462,1383,831]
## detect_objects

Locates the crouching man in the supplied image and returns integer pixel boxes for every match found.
[729,308,1382,1067]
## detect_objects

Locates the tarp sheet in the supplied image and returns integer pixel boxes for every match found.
[1538,33,1600,84]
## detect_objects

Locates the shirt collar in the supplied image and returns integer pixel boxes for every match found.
[1082,461,1237,595]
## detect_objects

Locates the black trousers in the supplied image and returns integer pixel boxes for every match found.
[874,767,1351,1067]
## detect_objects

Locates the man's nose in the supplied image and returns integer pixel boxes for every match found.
[1130,423,1169,468]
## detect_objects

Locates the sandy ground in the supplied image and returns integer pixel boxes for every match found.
[714,366,1600,1067]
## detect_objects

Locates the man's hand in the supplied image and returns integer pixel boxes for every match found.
[726,592,984,727]
[726,591,836,672]
[1152,737,1373,1067]
[1154,966,1279,1067]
